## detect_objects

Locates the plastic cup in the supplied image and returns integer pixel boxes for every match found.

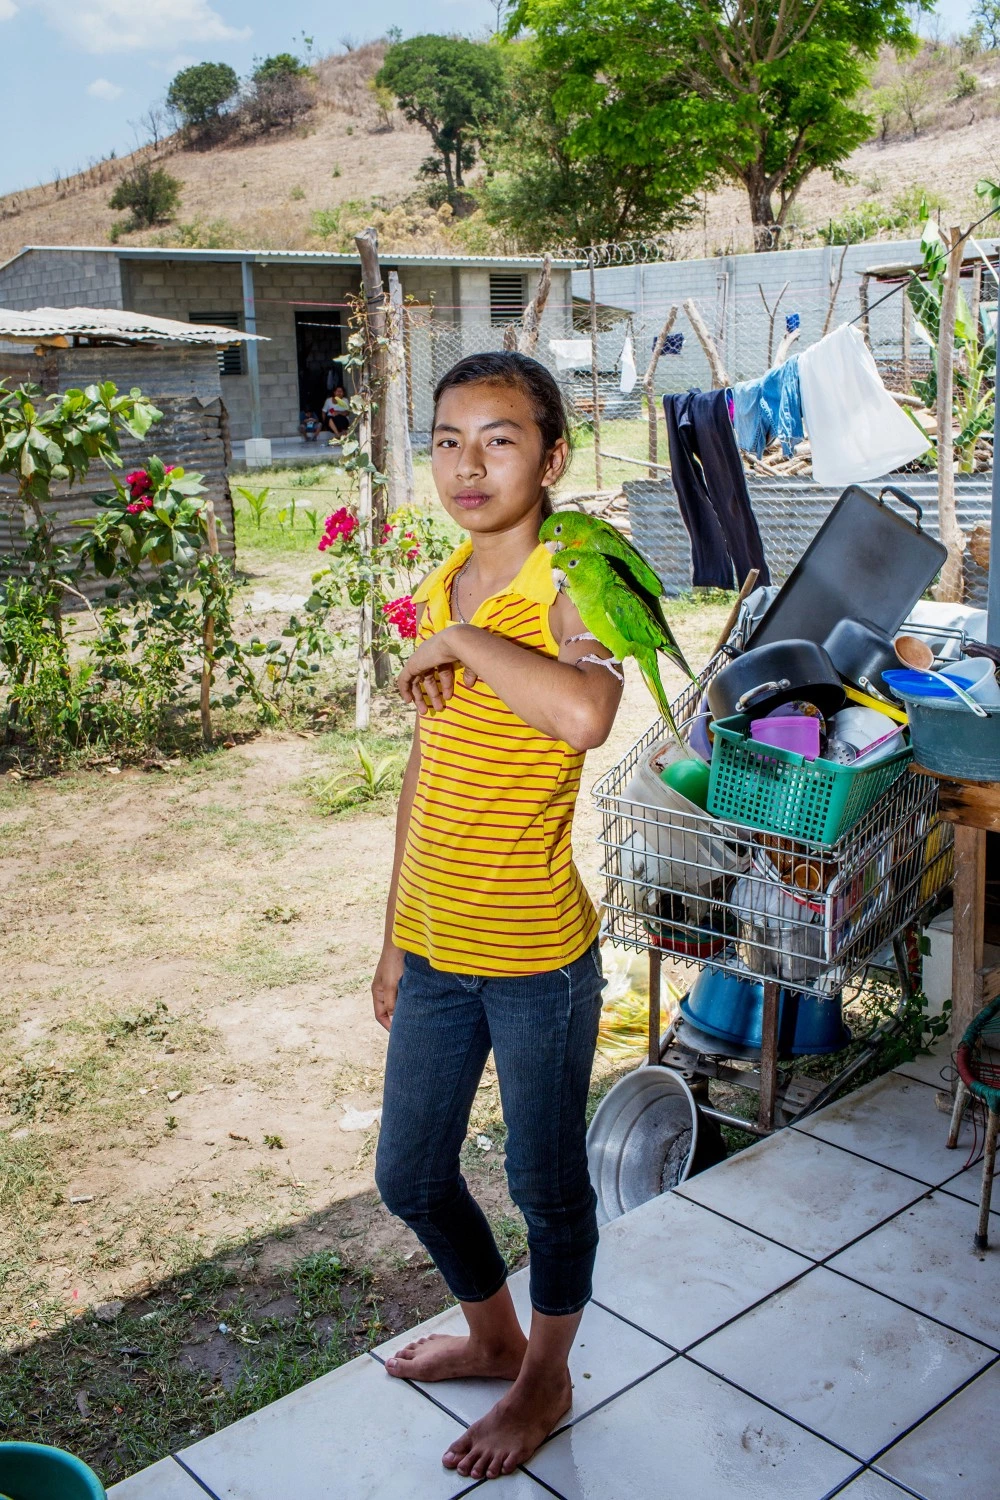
[940,656,1000,706]
[750,715,821,759]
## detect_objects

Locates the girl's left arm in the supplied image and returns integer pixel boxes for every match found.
[397,595,622,752]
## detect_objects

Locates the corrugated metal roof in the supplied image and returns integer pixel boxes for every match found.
[5,245,581,271]
[0,306,266,345]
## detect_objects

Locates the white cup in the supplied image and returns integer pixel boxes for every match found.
[940,656,1000,706]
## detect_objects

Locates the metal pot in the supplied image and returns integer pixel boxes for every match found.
[707,639,846,722]
[823,618,899,700]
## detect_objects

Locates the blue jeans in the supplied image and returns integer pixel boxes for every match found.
[375,941,605,1317]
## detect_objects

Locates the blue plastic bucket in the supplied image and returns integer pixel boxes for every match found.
[0,1443,106,1500]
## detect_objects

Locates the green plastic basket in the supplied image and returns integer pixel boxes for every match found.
[706,715,912,845]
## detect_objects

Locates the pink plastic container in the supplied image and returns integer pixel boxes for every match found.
[750,714,821,760]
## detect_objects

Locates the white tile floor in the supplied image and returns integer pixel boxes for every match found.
[108,1059,999,1500]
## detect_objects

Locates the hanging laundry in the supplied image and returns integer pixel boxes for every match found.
[797,323,931,485]
[619,333,638,394]
[549,338,593,373]
[785,313,800,333]
[664,390,771,590]
[732,358,805,459]
[655,332,684,356]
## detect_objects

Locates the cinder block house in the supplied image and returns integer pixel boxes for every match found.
[0,246,575,445]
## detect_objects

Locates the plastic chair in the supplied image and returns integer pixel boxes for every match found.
[947,993,1000,1251]
[0,1442,106,1500]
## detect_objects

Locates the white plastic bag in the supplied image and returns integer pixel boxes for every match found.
[798,323,930,485]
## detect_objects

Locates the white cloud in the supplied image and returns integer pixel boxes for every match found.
[36,0,250,54]
[0,0,18,20]
[87,76,123,100]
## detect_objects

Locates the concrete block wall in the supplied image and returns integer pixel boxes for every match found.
[0,248,124,312]
[577,237,1000,392]
[123,259,358,439]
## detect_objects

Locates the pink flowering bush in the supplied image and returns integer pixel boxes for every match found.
[309,503,450,659]
[318,506,359,551]
[383,595,418,640]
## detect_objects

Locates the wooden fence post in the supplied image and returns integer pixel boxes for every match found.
[386,271,414,512]
[355,406,373,732]
[683,298,731,388]
[518,254,553,355]
[355,227,392,688]
[588,253,603,490]
[643,307,677,476]
[934,225,966,603]
[200,500,220,749]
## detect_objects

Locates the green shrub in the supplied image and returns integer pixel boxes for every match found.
[109,166,182,231]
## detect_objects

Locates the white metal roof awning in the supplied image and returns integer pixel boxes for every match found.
[0,306,268,347]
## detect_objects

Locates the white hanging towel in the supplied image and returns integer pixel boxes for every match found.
[797,322,930,485]
[549,337,593,373]
[619,332,637,393]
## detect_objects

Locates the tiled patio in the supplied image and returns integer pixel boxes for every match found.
[109,1047,998,1499]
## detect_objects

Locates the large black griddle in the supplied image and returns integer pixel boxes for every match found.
[747,485,947,650]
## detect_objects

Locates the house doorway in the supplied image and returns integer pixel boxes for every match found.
[295,311,344,419]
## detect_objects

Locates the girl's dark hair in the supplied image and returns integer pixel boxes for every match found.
[433,351,571,518]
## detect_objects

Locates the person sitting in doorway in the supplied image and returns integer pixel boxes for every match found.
[299,409,322,442]
[323,386,353,439]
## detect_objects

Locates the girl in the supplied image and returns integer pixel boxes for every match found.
[372,352,622,1482]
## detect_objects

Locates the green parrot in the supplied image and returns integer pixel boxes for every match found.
[539,510,694,680]
[553,549,685,744]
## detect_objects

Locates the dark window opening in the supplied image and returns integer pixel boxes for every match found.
[294,310,344,419]
[489,273,527,326]
[191,311,243,376]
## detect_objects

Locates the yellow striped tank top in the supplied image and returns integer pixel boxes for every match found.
[392,539,599,977]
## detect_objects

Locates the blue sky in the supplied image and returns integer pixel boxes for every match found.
[0,0,976,197]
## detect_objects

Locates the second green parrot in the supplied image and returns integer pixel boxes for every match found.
[539,510,693,680]
[553,549,685,744]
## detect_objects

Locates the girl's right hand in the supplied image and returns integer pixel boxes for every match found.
[372,942,405,1031]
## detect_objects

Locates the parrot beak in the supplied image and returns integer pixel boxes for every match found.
[551,567,567,591]
[544,539,564,554]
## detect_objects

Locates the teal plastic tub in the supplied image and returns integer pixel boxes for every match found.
[902,696,1000,782]
[707,714,911,844]
[0,1443,106,1500]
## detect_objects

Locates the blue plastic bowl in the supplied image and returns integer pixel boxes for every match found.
[680,966,851,1057]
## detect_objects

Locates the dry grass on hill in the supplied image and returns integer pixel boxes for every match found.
[1,40,1000,266]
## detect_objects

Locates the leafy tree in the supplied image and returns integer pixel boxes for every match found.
[253,52,309,80]
[376,35,503,194]
[479,41,698,247]
[166,61,239,129]
[972,0,1000,48]
[512,0,923,249]
[109,165,182,230]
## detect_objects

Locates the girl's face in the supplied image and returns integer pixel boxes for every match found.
[432,381,568,536]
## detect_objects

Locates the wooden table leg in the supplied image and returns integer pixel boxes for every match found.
[758,979,780,1132]
[952,825,987,1060]
[648,949,661,1066]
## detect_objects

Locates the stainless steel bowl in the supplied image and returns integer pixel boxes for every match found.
[586,1065,701,1225]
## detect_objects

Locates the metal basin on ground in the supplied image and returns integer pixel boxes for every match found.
[587,1065,703,1225]
[679,965,850,1057]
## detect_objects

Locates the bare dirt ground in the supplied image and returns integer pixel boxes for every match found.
[0,527,730,1359]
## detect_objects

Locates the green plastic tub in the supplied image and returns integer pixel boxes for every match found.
[707,714,911,844]
[0,1443,106,1500]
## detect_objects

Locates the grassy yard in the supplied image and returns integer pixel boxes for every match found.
[0,484,735,1483]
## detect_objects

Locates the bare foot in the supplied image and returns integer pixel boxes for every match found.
[442,1367,572,1479]
[384,1331,526,1383]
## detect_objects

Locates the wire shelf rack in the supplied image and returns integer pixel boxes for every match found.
[593,652,954,1000]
